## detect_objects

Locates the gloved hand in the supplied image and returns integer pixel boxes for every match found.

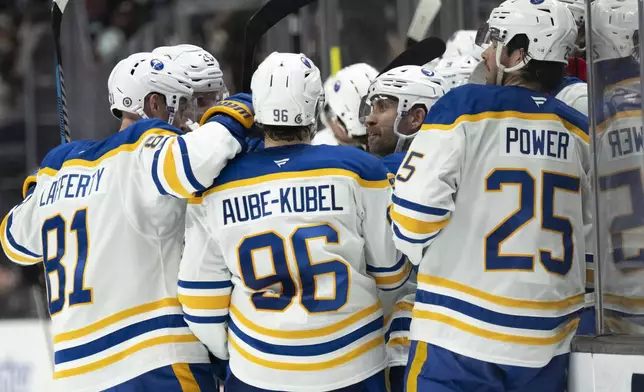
[200,93,255,151]
[22,169,38,199]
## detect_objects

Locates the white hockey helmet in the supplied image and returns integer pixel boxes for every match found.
[107,52,194,126]
[361,66,446,151]
[434,55,480,89]
[323,63,378,138]
[152,44,226,95]
[476,0,577,84]
[444,30,484,58]
[555,0,587,25]
[251,52,324,128]
[591,0,638,61]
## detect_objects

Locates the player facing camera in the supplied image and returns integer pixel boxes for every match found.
[108,53,194,131]
[361,66,446,157]
[475,0,578,90]
[251,52,324,146]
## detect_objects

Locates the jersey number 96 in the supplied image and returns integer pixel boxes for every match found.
[237,223,349,313]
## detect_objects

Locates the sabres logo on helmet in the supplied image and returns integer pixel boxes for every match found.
[530,0,545,4]
[334,80,341,92]
[150,59,165,71]
[301,57,312,68]
[421,68,435,77]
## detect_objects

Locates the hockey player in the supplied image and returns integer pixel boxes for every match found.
[152,44,229,131]
[433,54,480,91]
[426,30,482,69]
[179,52,410,392]
[393,0,591,390]
[361,66,446,392]
[363,66,447,160]
[556,0,589,79]
[0,52,255,391]
[314,63,379,148]
[551,0,589,115]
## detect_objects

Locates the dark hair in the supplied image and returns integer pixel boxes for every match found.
[260,124,314,142]
[506,34,565,92]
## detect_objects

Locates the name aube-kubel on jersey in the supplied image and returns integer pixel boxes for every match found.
[222,184,345,226]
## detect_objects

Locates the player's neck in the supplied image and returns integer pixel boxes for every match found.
[264,137,312,148]
[503,74,542,92]
[119,118,137,132]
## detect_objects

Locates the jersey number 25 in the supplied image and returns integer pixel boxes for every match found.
[485,169,581,276]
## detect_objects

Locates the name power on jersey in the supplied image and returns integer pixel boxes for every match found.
[504,127,571,161]
[222,184,345,225]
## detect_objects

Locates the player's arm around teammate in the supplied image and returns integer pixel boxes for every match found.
[0,52,254,392]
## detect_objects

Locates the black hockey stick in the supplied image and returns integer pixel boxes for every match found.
[52,0,71,144]
[241,0,318,92]
[379,36,446,76]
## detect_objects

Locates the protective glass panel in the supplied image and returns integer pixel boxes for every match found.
[590,0,644,335]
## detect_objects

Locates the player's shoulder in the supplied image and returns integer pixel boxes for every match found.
[424,84,588,138]
[549,95,589,140]
[39,119,181,172]
[211,144,388,190]
[381,152,406,174]
[423,84,524,127]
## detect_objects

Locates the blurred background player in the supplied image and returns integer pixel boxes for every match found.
[178,52,410,392]
[426,29,482,68]
[315,63,378,148]
[551,0,590,115]
[361,64,446,392]
[393,0,591,390]
[0,52,255,391]
[362,66,447,159]
[556,0,589,81]
[152,44,229,132]
[433,54,481,91]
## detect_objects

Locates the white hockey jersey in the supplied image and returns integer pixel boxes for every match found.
[392,84,592,368]
[554,76,589,116]
[311,128,340,146]
[179,144,410,391]
[0,118,241,391]
[380,151,416,368]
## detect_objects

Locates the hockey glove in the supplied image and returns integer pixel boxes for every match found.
[22,169,38,199]
[199,93,254,151]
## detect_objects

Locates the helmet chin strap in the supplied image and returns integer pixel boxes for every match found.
[393,114,418,153]
[136,108,149,119]
[494,43,529,85]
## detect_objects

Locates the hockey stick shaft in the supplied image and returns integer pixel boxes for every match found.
[52,0,71,144]
[406,0,442,48]
[241,0,318,92]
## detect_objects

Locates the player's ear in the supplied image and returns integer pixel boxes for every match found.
[409,106,427,130]
[145,93,167,119]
